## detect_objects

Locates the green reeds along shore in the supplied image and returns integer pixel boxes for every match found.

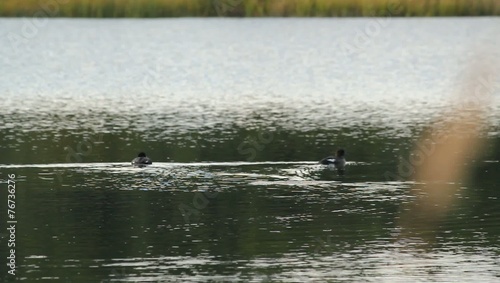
[0,0,498,17]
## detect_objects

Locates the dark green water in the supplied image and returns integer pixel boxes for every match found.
[1,18,500,282]
[1,120,499,282]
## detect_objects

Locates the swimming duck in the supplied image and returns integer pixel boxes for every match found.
[319,149,346,166]
[132,152,152,166]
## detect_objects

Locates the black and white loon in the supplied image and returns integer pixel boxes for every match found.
[132,152,152,166]
[319,149,346,166]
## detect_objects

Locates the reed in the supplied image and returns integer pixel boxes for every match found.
[0,0,498,17]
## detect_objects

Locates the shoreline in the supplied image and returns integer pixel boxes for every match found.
[1,0,498,18]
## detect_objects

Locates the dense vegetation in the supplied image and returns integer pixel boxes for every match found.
[0,0,498,17]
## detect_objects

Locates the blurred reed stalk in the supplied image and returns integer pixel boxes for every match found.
[397,54,497,243]
[0,0,498,17]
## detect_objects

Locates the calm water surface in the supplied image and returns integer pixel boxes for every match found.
[0,18,500,282]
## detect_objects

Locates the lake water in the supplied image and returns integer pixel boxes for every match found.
[0,18,500,282]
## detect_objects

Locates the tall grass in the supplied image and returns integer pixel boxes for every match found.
[0,0,498,17]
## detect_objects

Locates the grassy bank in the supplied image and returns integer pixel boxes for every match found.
[0,0,498,17]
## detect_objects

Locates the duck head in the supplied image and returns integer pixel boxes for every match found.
[336,149,345,158]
